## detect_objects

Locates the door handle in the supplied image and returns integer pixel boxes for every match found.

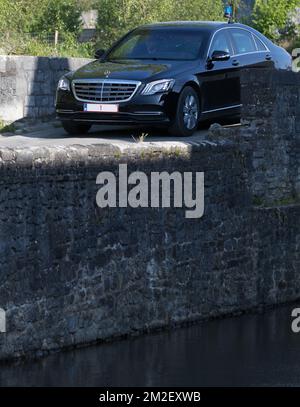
[232,59,239,66]
[266,54,272,60]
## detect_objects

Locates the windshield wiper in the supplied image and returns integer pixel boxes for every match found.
[106,57,161,62]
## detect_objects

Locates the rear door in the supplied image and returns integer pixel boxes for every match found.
[228,28,274,69]
[201,29,240,112]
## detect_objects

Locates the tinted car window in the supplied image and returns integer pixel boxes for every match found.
[210,31,231,55]
[107,29,206,61]
[254,36,268,51]
[231,29,257,54]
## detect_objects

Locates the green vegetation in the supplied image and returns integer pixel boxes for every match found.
[5,0,300,58]
[97,0,224,49]
[253,194,300,207]
[0,31,94,58]
[131,132,149,143]
[0,0,84,33]
[0,0,224,57]
[252,195,264,206]
[252,0,300,43]
[0,119,15,133]
[0,0,92,56]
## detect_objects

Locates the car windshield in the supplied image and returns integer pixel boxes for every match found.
[106,28,206,61]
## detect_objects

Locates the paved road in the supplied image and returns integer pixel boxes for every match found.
[0,123,210,150]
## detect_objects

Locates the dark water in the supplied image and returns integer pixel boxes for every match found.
[1,305,300,387]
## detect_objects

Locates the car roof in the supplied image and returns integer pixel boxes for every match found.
[139,21,254,33]
[141,21,231,30]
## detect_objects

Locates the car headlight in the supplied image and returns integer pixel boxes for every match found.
[57,77,70,91]
[141,79,175,96]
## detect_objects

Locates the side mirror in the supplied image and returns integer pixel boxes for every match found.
[95,49,106,59]
[210,50,231,62]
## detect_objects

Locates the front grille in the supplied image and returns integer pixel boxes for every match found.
[72,80,140,103]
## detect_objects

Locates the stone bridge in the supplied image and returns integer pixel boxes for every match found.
[0,68,299,360]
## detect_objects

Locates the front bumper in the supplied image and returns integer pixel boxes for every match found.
[56,110,169,125]
[56,88,176,125]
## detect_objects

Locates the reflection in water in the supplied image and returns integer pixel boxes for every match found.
[0,305,300,387]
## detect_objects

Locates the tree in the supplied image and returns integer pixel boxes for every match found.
[30,0,83,35]
[0,0,90,56]
[252,0,300,41]
[96,0,224,48]
[0,0,84,35]
[0,0,42,32]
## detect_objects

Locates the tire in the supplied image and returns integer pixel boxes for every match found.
[169,86,200,137]
[62,121,92,135]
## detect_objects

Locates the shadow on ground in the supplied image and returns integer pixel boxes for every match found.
[0,115,239,144]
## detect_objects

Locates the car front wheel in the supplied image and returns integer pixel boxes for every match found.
[169,86,200,137]
[62,121,92,135]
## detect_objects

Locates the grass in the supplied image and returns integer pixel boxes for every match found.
[0,33,95,58]
[272,196,300,207]
[0,119,15,133]
[253,195,300,207]
[131,132,149,143]
[252,195,264,206]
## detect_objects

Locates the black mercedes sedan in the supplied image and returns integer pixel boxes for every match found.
[56,21,291,137]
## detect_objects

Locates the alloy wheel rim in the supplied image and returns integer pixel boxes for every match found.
[183,94,198,130]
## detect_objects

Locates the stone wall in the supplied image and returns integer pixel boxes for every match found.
[0,141,254,360]
[0,55,92,122]
[209,69,300,206]
[0,68,299,360]
[254,206,300,304]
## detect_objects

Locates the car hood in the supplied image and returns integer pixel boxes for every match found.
[71,59,193,82]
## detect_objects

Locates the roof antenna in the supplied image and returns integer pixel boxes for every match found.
[224,3,237,24]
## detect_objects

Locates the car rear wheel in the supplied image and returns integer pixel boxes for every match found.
[62,121,92,135]
[169,86,200,137]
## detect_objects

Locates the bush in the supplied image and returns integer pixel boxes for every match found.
[0,0,83,34]
[96,0,224,49]
[0,0,94,57]
[0,0,225,57]
[252,0,300,42]
[30,0,83,35]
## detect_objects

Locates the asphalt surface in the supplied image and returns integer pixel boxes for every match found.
[0,123,210,150]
